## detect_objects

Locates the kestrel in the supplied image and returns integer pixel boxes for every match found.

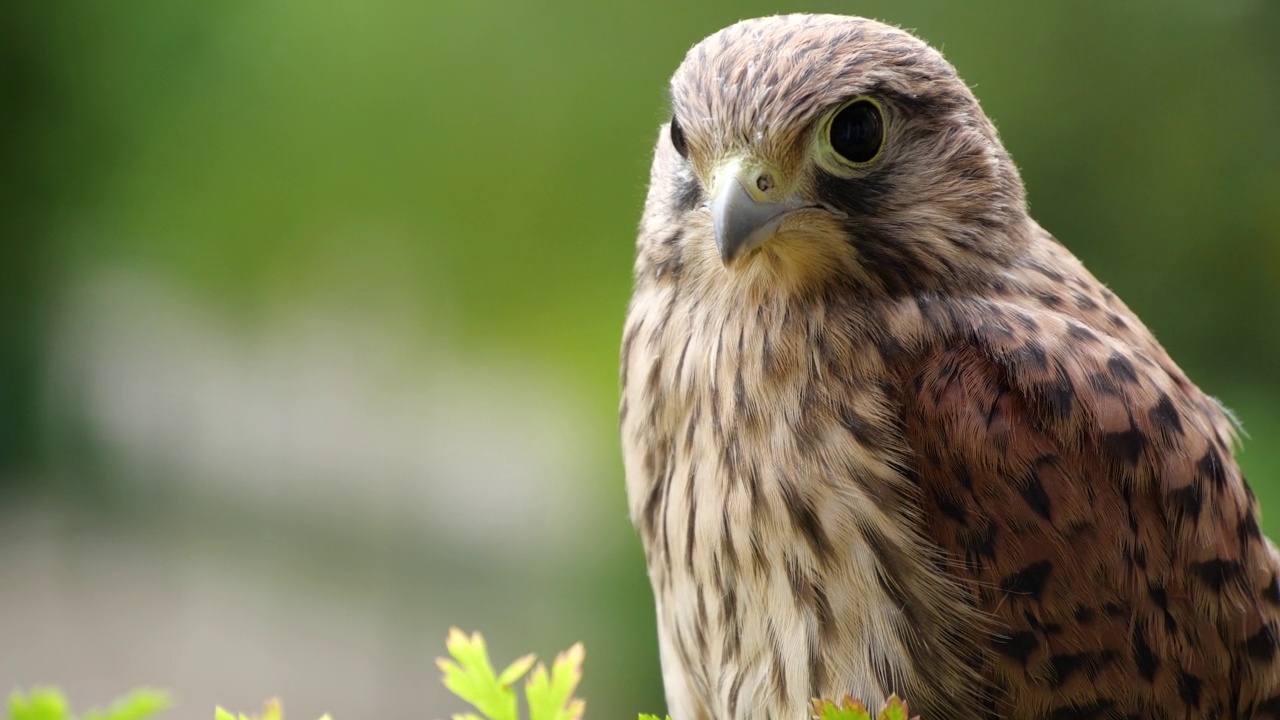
[619,14,1280,720]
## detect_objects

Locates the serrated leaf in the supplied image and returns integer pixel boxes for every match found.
[811,695,872,720]
[10,688,72,720]
[82,689,171,720]
[877,695,913,720]
[524,643,584,720]
[497,654,536,688]
[211,699,285,720]
[436,629,519,720]
[258,699,283,720]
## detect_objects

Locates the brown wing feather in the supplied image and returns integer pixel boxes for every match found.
[901,326,1280,718]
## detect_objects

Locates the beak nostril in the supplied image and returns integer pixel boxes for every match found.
[756,173,775,193]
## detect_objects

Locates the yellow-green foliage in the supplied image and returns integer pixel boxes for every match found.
[215,699,330,720]
[8,688,169,720]
[437,628,585,720]
[810,695,918,720]
[8,630,919,720]
[435,630,919,720]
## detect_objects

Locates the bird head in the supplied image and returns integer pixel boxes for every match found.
[640,14,1033,296]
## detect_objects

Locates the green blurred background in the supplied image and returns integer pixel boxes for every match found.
[1,0,1277,717]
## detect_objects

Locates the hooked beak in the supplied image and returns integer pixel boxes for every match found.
[710,158,810,265]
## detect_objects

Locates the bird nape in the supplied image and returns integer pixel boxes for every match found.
[619,13,1279,720]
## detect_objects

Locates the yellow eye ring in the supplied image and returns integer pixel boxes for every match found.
[819,96,887,169]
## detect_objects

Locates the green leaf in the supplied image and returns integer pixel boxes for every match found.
[637,715,672,720]
[811,696,872,720]
[496,655,536,688]
[10,688,73,720]
[877,695,912,720]
[81,689,171,720]
[436,628,520,720]
[258,700,282,720]
[211,699,286,720]
[524,643,584,720]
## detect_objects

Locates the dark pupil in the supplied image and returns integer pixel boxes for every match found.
[829,100,883,163]
[669,115,689,158]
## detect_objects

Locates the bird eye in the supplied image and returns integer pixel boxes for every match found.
[669,115,689,159]
[827,98,885,165]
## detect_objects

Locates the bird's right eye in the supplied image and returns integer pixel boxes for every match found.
[669,115,689,159]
